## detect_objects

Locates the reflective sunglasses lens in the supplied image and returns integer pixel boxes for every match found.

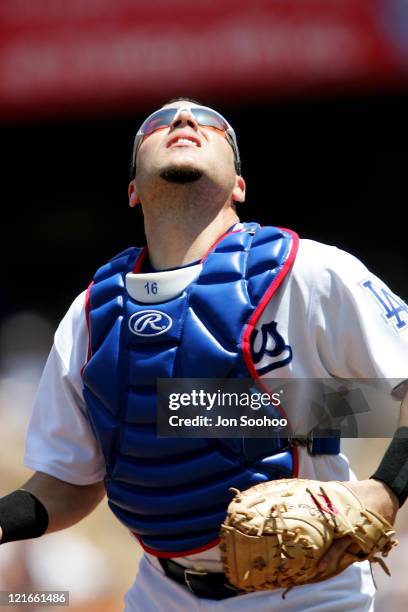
[191,108,228,131]
[140,109,177,135]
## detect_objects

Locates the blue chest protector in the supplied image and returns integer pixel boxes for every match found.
[82,223,339,556]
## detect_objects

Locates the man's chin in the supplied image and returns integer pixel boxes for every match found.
[159,166,203,184]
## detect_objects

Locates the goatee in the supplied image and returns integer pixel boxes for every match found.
[160,167,203,184]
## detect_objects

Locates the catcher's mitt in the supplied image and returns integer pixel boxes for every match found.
[220,478,398,594]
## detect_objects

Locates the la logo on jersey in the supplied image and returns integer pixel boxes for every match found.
[361,279,408,333]
[250,320,293,375]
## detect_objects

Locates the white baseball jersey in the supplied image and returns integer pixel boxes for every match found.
[24,235,408,611]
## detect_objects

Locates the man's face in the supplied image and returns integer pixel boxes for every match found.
[134,101,238,186]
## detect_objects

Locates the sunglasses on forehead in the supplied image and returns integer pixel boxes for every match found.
[132,106,241,174]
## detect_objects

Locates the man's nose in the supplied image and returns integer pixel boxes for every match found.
[170,109,198,131]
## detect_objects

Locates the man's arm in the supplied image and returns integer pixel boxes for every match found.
[398,384,408,427]
[318,387,408,571]
[0,471,105,543]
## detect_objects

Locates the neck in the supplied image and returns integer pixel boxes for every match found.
[142,199,240,270]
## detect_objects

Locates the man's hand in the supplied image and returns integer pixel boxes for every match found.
[318,479,399,572]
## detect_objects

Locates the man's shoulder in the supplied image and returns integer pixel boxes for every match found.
[295,238,367,278]
[57,290,88,331]
[59,289,88,323]
[285,238,370,298]
[297,237,349,261]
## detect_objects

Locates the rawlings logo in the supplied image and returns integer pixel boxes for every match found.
[129,310,172,337]
[250,320,293,375]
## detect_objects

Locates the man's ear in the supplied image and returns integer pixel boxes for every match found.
[232,176,246,204]
[128,179,140,208]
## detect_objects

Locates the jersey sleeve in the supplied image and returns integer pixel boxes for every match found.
[24,291,106,485]
[308,242,408,396]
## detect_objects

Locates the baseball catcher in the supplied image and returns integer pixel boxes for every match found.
[0,98,407,611]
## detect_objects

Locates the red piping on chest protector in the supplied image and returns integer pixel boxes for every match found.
[133,247,148,272]
[241,227,299,378]
[81,281,94,377]
[131,533,221,558]
[241,227,299,473]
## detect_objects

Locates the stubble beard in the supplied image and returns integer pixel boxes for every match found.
[159,165,203,184]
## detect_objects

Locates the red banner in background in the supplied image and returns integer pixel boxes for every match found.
[1,0,408,120]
